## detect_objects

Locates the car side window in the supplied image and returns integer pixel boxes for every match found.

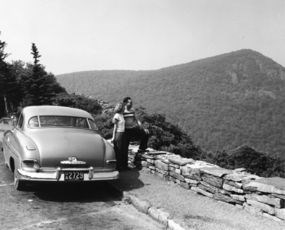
[88,119,98,131]
[75,117,89,128]
[17,114,24,129]
[28,116,39,128]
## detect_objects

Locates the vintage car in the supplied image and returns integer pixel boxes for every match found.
[2,105,118,190]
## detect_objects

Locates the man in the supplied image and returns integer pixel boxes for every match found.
[123,97,149,165]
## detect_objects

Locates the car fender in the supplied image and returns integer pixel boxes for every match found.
[3,129,40,171]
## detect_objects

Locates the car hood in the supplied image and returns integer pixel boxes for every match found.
[27,128,105,167]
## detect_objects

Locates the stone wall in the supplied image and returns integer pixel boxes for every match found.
[129,145,285,222]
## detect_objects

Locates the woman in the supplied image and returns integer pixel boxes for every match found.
[111,102,128,171]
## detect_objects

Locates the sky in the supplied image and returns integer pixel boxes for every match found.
[1,0,285,75]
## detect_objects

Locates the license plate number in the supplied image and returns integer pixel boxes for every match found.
[64,171,84,181]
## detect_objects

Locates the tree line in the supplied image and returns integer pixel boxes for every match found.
[0,35,102,117]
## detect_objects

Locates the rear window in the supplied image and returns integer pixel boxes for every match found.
[28,116,96,130]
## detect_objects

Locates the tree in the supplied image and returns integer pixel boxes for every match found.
[21,43,66,106]
[0,33,20,116]
[54,93,102,114]
[31,43,41,66]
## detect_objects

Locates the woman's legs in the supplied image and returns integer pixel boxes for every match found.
[114,132,124,170]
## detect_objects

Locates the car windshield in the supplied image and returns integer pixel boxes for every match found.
[28,116,98,130]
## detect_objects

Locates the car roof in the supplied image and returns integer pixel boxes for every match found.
[22,106,93,119]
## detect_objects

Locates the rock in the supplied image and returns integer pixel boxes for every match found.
[213,192,239,204]
[127,194,151,214]
[233,168,247,173]
[181,165,191,176]
[201,174,223,188]
[148,165,156,170]
[156,154,171,164]
[224,179,243,189]
[262,212,282,222]
[155,160,169,171]
[169,163,180,169]
[148,207,170,225]
[245,194,284,208]
[272,194,285,200]
[230,194,246,202]
[199,181,220,194]
[256,177,285,193]
[200,167,232,178]
[169,171,185,182]
[224,173,260,182]
[169,166,176,171]
[223,183,244,194]
[191,160,218,169]
[141,161,148,167]
[243,178,285,195]
[275,208,285,220]
[246,199,275,215]
[148,150,169,156]
[183,168,202,181]
[174,168,181,174]
[142,154,156,160]
[185,178,199,186]
[156,168,169,176]
[168,156,195,166]
[191,186,214,198]
[167,219,186,230]
[146,159,155,165]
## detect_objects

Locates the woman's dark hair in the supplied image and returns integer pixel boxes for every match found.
[123,97,131,103]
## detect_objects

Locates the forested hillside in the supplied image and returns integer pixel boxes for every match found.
[57,49,285,158]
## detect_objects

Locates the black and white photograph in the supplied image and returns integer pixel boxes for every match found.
[0,0,285,229]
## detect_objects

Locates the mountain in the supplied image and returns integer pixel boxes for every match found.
[56,49,285,158]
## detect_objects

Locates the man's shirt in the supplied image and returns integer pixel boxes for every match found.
[123,108,138,129]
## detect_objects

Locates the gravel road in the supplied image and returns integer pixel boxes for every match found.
[0,150,163,230]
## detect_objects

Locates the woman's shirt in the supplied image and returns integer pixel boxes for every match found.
[112,113,125,132]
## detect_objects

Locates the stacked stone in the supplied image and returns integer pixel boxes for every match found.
[243,177,285,221]
[167,155,195,189]
[129,145,285,222]
[154,154,171,180]
[140,149,172,175]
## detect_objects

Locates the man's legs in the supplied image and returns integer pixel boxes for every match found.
[126,128,149,151]
[138,128,149,151]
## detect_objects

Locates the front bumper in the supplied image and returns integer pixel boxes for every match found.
[17,167,119,182]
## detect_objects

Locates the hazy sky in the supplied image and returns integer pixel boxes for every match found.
[1,0,285,74]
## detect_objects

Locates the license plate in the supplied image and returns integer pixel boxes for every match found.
[64,171,84,181]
